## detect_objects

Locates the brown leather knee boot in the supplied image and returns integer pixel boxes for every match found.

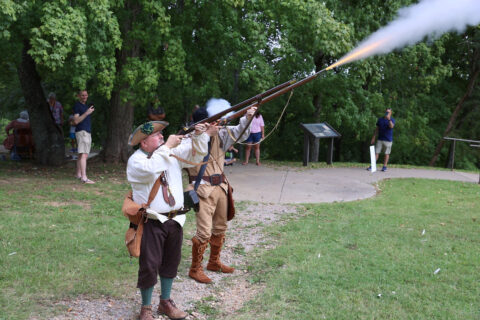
[206,233,234,273]
[188,237,212,283]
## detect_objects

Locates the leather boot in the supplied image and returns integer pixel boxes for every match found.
[139,305,155,320]
[188,237,212,283]
[206,233,234,273]
[158,298,187,320]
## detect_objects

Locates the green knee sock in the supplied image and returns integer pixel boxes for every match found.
[140,286,154,306]
[160,277,173,300]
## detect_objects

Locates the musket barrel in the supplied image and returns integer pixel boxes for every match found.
[178,68,327,134]
[258,69,326,105]
[178,79,296,134]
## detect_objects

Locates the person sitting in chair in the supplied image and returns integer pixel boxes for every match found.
[3,111,33,159]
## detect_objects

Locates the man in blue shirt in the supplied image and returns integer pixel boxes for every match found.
[73,90,95,183]
[368,108,395,172]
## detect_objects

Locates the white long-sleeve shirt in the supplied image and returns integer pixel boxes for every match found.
[126,132,209,226]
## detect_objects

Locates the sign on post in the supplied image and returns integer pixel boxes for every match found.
[300,122,341,166]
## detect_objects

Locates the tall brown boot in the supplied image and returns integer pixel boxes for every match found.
[139,305,154,320]
[206,233,234,273]
[158,298,187,320]
[188,237,212,283]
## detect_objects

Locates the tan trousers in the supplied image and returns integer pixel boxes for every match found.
[195,186,228,242]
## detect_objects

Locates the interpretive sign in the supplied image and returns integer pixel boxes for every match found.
[300,122,341,166]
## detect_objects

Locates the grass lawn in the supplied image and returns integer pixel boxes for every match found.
[237,178,479,320]
[0,160,478,319]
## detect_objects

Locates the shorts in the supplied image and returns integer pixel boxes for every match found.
[245,132,262,144]
[75,130,91,154]
[69,132,76,139]
[375,140,393,155]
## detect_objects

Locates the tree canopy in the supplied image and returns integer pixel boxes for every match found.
[1,0,478,169]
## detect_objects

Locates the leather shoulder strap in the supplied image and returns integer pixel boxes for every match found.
[146,173,163,207]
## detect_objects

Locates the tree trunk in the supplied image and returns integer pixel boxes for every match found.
[17,41,65,165]
[429,68,480,166]
[102,1,140,163]
[103,86,135,163]
[312,51,325,121]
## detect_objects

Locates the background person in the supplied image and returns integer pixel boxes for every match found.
[48,92,63,127]
[127,121,208,320]
[147,98,166,121]
[73,90,95,183]
[68,114,78,159]
[243,112,264,166]
[3,111,32,159]
[224,145,238,166]
[368,108,395,172]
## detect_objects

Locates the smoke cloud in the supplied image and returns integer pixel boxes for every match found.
[332,0,480,68]
[206,98,234,119]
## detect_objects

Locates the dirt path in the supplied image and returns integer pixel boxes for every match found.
[50,202,298,320]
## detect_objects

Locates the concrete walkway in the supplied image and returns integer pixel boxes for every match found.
[224,163,479,204]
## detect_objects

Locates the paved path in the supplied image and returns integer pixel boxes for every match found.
[224,164,479,204]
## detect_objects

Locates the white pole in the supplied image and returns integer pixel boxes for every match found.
[369,145,377,173]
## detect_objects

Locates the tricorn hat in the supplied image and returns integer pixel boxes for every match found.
[128,121,169,146]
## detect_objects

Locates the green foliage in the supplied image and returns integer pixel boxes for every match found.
[0,0,478,168]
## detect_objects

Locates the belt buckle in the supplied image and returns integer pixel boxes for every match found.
[168,210,177,219]
[210,174,222,185]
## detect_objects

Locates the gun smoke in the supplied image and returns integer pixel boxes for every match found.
[333,0,480,68]
[206,98,234,119]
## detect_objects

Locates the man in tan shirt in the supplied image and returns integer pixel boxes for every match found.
[187,105,256,284]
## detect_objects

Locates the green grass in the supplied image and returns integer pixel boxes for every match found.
[234,179,480,320]
[260,160,477,173]
[0,160,207,319]
[0,161,135,319]
[0,161,478,319]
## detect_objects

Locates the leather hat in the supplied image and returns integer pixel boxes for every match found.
[128,121,169,146]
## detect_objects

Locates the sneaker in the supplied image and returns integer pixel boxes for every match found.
[381,166,387,172]
[366,166,372,171]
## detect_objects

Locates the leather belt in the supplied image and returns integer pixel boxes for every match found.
[158,209,189,219]
[189,174,226,186]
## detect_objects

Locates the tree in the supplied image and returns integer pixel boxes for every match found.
[0,1,121,165]
[429,27,480,166]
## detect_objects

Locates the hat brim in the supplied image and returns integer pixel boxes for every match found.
[128,121,169,146]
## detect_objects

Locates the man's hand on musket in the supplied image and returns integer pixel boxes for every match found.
[204,122,220,137]
[165,135,184,149]
[246,107,257,120]
[194,123,208,135]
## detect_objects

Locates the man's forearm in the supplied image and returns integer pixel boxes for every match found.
[73,113,87,125]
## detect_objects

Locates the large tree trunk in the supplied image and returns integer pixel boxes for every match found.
[17,41,65,165]
[102,1,140,163]
[103,86,135,163]
[429,68,480,166]
[312,51,325,121]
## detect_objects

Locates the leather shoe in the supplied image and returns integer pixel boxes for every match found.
[158,299,187,320]
[139,305,155,320]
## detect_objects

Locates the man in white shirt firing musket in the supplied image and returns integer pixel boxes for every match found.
[126,120,209,320]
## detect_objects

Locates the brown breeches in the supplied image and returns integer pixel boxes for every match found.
[137,219,183,289]
[195,186,228,242]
